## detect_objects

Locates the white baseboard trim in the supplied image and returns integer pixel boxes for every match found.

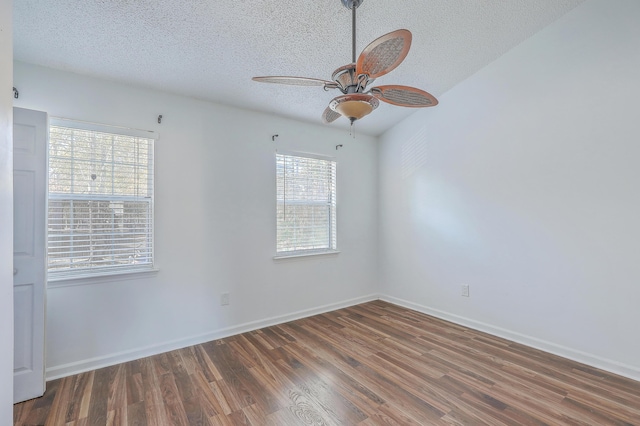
[380,294,640,382]
[46,293,379,380]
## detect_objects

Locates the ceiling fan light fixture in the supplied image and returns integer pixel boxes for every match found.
[330,94,379,122]
[337,100,372,121]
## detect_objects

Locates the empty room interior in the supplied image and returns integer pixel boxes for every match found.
[3,0,640,424]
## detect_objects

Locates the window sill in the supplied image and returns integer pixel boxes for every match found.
[48,268,159,288]
[273,250,340,261]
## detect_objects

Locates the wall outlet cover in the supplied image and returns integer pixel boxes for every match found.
[461,285,470,297]
[221,292,230,306]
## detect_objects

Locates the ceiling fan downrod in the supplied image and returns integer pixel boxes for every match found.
[341,0,363,63]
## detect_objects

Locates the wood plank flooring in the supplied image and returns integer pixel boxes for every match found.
[14,300,640,425]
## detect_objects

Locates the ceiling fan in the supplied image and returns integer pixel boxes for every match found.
[252,0,438,126]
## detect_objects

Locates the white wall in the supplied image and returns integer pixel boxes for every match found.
[379,0,640,380]
[13,62,379,378]
[0,0,13,421]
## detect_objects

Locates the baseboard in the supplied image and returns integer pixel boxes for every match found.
[47,293,640,383]
[380,294,640,382]
[46,293,379,380]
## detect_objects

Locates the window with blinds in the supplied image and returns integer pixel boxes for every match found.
[47,121,155,280]
[276,153,337,256]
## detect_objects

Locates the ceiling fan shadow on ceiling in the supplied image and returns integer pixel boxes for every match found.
[252,0,438,129]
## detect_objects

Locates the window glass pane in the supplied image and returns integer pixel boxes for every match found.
[48,124,154,278]
[276,153,336,255]
[48,157,73,193]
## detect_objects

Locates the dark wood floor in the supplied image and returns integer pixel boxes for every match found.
[14,301,640,425]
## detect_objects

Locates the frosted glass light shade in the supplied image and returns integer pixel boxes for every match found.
[335,100,373,120]
[329,94,380,122]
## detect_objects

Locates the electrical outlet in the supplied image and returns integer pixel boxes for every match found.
[220,292,230,306]
[461,285,470,297]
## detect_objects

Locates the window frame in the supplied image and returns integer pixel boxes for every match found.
[275,151,338,259]
[47,118,157,282]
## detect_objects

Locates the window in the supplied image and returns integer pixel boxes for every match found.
[276,152,337,256]
[47,119,155,280]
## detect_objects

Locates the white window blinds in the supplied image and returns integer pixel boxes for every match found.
[47,121,155,279]
[276,153,337,255]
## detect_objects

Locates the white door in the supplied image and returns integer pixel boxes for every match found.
[13,107,48,403]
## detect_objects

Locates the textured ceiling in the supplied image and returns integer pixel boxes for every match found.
[13,0,584,136]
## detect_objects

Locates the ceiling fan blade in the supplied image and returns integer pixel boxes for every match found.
[356,29,412,80]
[322,106,341,124]
[370,85,438,108]
[252,76,338,88]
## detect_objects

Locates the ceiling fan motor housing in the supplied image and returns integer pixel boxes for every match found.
[332,64,371,93]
